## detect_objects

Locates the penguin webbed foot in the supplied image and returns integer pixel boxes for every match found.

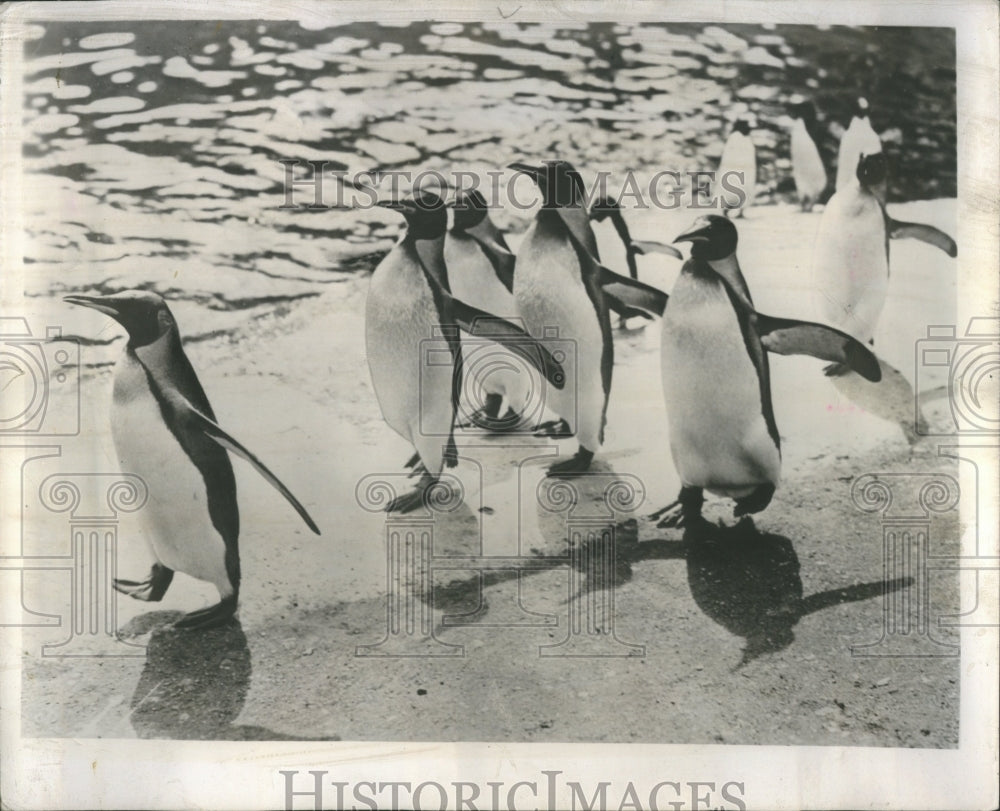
[652,501,684,528]
[113,563,174,602]
[386,473,451,513]
[546,447,594,478]
[459,406,522,433]
[532,418,573,438]
[733,483,775,518]
[651,487,704,529]
[173,594,238,631]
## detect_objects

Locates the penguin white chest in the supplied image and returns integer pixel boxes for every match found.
[110,352,231,592]
[366,247,454,461]
[660,275,780,495]
[514,223,606,447]
[791,120,826,199]
[445,235,514,317]
[445,235,533,411]
[717,132,756,211]
[813,190,888,342]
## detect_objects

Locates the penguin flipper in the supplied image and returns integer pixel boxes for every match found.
[598,266,670,318]
[183,405,322,535]
[559,209,671,317]
[448,297,567,390]
[755,314,882,382]
[887,219,957,257]
[468,232,516,292]
[630,239,683,260]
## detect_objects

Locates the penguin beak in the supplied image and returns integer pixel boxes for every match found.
[375,200,406,215]
[672,220,713,245]
[507,162,544,182]
[63,295,122,318]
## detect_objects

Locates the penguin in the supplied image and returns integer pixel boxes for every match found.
[63,290,321,630]
[367,189,567,511]
[444,189,529,431]
[652,214,881,528]
[789,101,828,212]
[835,97,883,195]
[589,195,682,282]
[814,152,957,348]
[714,116,757,218]
[507,160,671,476]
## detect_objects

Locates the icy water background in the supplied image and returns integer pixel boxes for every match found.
[21,20,955,331]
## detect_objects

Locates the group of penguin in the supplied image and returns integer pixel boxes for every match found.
[720,97,957,344]
[63,97,956,631]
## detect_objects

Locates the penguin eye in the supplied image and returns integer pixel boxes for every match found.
[156,308,173,332]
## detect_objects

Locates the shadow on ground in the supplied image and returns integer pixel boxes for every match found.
[123,612,339,740]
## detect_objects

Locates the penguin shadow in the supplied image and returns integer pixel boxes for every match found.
[615,518,913,667]
[826,354,945,447]
[429,458,623,617]
[123,612,337,740]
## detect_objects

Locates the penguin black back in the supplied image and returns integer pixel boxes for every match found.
[107,292,240,550]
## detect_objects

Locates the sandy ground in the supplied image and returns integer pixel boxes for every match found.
[17,199,961,746]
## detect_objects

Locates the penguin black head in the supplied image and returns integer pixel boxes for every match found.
[378,190,447,241]
[856,152,887,188]
[64,290,176,348]
[789,100,817,125]
[508,160,586,208]
[588,195,621,223]
[450,189,489,232]
[673,215,738,262]
[732,117,752,136]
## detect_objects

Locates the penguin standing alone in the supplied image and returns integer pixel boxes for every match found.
[64,291,321,630]
[653,215,881,528]
[367,190,566,511]
[714,117,757,218]
[789,101,828,212]
[508,160,670,476]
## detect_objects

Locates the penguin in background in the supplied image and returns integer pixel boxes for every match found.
[367,190,567,511]
[63,291,321,630]
[444,188,531,431]
[812,152,957,442]
[589,195,683,281]
[507,160,671,476]
[589,195,683,328]
[814,152,957,348]
[714,116,757,219]
[835,97,883,196]
[788,100,828,212]
[652,215,881,528]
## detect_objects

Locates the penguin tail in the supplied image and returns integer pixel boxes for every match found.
[444,434,459,468]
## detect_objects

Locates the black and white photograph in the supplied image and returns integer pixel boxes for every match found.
[0,1,996,809]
